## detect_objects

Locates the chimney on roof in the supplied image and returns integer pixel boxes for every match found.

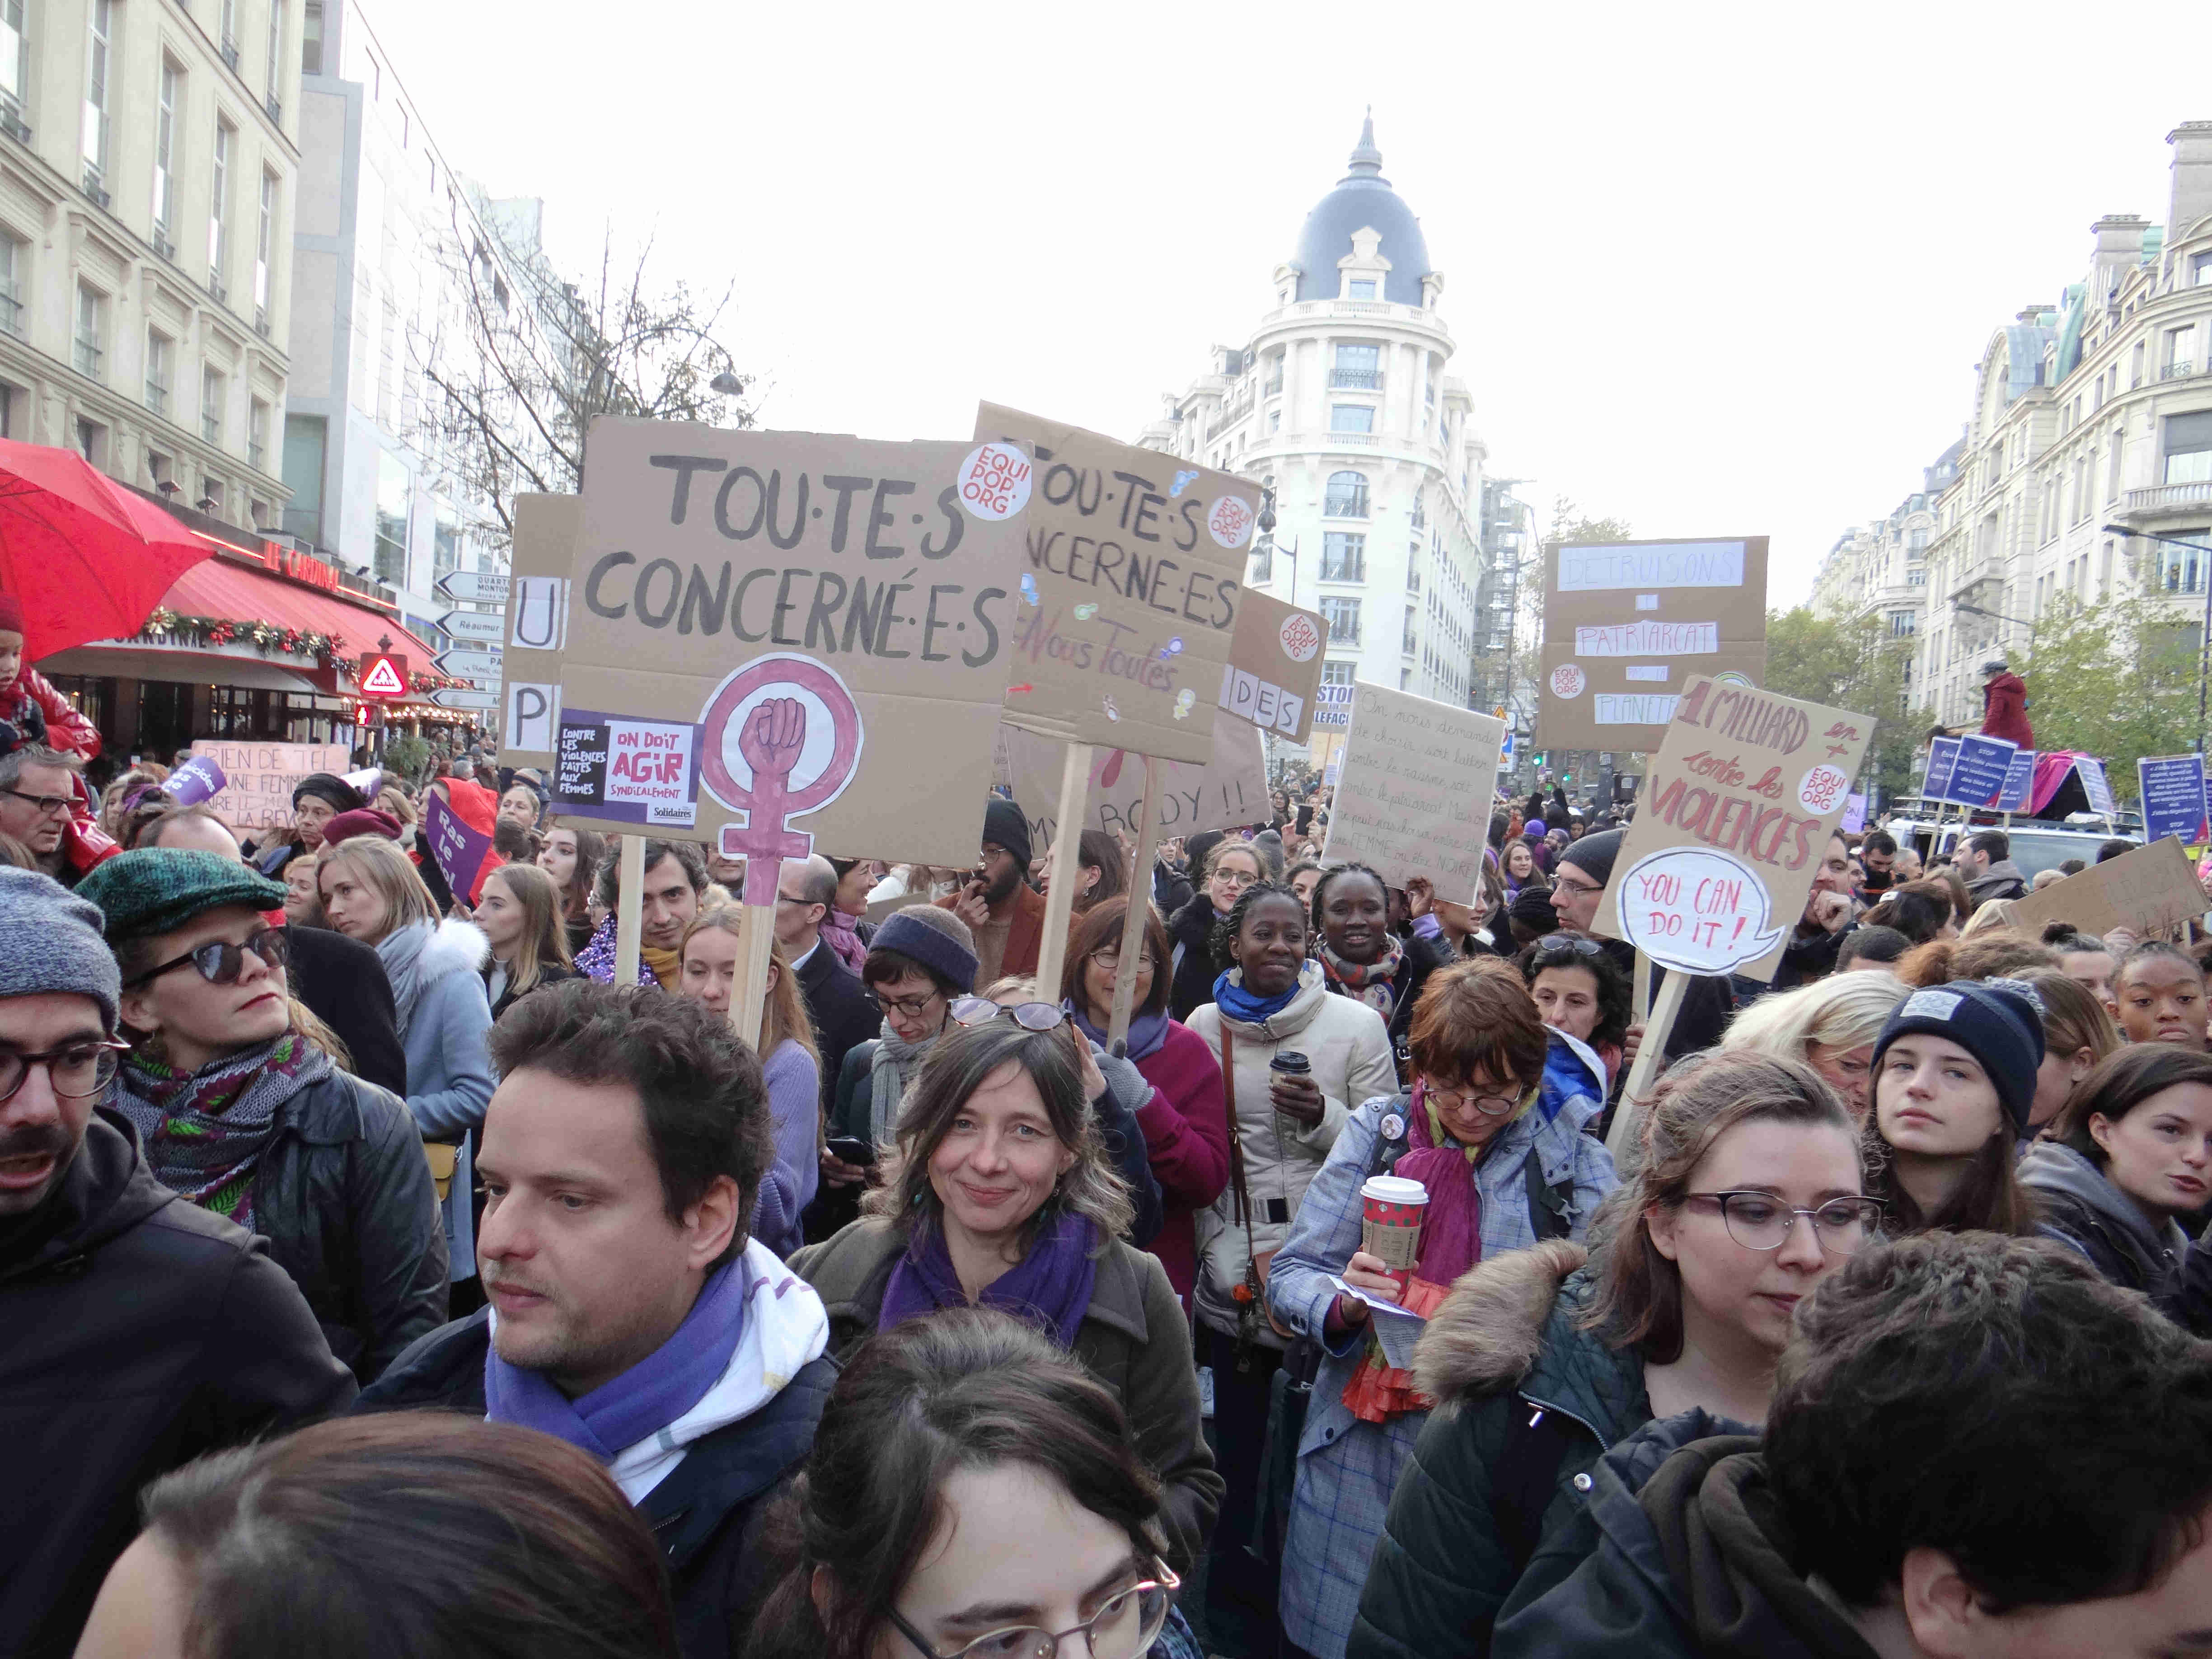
[2090,214,2150,297]
[2168,122,2212,250]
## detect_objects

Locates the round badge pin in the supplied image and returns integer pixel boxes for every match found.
[1379,1112,1406,1142]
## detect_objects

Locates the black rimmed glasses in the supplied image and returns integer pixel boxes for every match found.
[1530,933,1603,964]
[122,926,290,990]
[0,1039,131,1103]
[950,997,1065,1032]
[1683,1191,1884,1255]
[1420,1078,1531,1118]
[1086,947,1159,975]
[0,786,72,818]
[886,1565,1180,1659]
[879,987,947,1021]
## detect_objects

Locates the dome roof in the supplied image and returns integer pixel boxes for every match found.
[1290,113,1432,306]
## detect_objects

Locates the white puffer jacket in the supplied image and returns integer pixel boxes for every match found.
[1186,964,1396,1343]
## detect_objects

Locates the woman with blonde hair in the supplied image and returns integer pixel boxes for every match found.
[676,907,818,1254]
[474,862,576,1022]
[1721,970,1910,1121]
[317,833,494,1292]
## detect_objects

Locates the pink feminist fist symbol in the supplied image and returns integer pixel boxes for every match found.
[697,655,865,908]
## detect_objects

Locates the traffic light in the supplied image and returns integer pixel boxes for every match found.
[1532,752,1547,768]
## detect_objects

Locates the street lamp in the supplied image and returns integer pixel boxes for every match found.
[1954,600,2037,652]
[709,371,744,396]
[2104,523,2212,754]
[1257,475,1299,606]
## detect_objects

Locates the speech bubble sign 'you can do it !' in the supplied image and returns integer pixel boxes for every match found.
[1615,845,1787,974]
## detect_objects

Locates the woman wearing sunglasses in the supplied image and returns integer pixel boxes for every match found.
[1351,1052,1872,1658]
[1265,960,1616,1659]
[791,1018,1220,1574]
[78,849,448,1383]
[752,1309,1193,1659]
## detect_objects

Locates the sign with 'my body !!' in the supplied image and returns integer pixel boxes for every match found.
[549,417,1030,868]
[1593,675,1874,981]
[979,404,1256,765]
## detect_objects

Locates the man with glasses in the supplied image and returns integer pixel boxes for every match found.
[0,866,352,1659]
[778,853,882,1117]
[0,736,96,886]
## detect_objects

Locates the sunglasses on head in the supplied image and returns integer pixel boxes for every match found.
[949,997,1066,1032]
[124,926,289,990]
[1532,933,1603,961]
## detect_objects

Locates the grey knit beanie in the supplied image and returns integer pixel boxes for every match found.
[871,905,980,995]
[0,867,121,1029]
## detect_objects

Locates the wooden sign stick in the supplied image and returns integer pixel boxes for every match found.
[614,833,646,989]
[1632,950,1652,1025]
[734,897,777,1055]
[1106,756,1166,1048]
[1031,743,1093,1002]
[1606,969,1687,1167]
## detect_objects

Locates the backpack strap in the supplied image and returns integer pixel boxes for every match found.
[1490,1403,1579,1570]
[1523,1151,1574,1242]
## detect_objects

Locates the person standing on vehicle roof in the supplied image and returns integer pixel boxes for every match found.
[1934,659,2033,751]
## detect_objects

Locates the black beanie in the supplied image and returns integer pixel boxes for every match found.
[1558,829,1625,889]
[1510,886,1560,934]
[1870,979,2045,1133]
[292,772,366,815]
[982,796,1032,869]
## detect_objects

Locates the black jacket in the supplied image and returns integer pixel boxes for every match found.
[795,939,880,1115]
[1167,894,1222,1023]
[486,957,581,1023]
[1,1113,356,1659]
[246,1067,450,1381]
[286,923,407,1095]
[357,1309,837,1659]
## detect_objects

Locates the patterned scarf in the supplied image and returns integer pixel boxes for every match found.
[869,1018,944,1145]
[111,1033,333,1228]
[820,909,869,975]
[1318,934,1407,1020]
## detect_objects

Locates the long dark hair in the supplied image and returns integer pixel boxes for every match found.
[139,1415,678,1658]
[2055,1045,2212,1161]
[1868,1026,2038,1237]
[750,1310,1167,1659]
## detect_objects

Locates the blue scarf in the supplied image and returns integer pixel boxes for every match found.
[1068,1003,1171,1062]
[878,1208,1099,1349]
[484,1260,745,1462]
[1211,966,1300,1026]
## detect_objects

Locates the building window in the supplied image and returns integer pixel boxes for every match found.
[281,412,325,544]
[2195,252,2212,289]
[1321,659,1354,685]
[2159,538,2207,595]
[1346,278,1376,301]
[1324,469,1368,518]
[219,0,238,61]
[1402,608,1417,654]
[81,0,112,200]
[0,0,26,134]
[1320,596,1362,645]
[144,330,173,415]
[2166,413,2212,486]
[265,0,283,98]
[1406,549,1420,594]
[202,364,223,444]
[254,171,276,327]
[208,121,231,294]
[1321,531,1366,582]
[2168,325,2197,378]
[0,230,19,337]
[152,59,181,253]
[1329,404,1374,435]
[248,398,267,471]
[1889,611,1916,638]
[1331,342,1380,390]
[301,0,322,73]
[434,504,461,580]
[374,450,409,585]
[72,284,103,379]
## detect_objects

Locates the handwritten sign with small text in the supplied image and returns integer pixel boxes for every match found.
[1319,683,1504,904]
[187,741,348,832]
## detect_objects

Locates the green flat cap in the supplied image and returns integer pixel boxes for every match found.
[75,849,289,944]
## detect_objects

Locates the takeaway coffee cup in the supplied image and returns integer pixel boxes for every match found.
[1359,1174,1429,1291]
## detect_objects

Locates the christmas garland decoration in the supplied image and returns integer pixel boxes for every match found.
[134,609,472,692]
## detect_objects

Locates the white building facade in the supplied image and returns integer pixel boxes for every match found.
[1139,119,1506,756]
[0,0,297,525]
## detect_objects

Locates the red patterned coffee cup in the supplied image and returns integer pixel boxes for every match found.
[1360,1174,1429,1290]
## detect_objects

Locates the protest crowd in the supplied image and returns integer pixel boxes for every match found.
[13,629,2212,1659]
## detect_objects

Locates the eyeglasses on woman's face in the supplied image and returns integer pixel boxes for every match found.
[1420,1078,1528,1117]
[887,1564,1180,1659]
[1682,1191,1884,1254]
[1086,948,1158,975]
[878,987,945,1021]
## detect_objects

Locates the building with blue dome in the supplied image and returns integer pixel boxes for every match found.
[1138,115,1529,759]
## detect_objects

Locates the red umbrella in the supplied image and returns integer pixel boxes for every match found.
[0,437,215,658]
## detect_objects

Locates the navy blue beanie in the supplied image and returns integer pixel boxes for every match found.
[1870,979,2045,1132]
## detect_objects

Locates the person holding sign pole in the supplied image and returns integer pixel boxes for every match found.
[575,840,703,991]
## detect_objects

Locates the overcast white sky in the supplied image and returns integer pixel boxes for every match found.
[363,0,2211,608]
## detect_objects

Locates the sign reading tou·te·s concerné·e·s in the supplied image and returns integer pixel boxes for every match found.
[548,417,1031,870]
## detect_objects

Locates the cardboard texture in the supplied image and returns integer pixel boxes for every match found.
[2013,835,2206,940]
[497,493,582,771]
[1592,675,1873,981]
[995,710,1267,850]
[977,403,1256,764]
[1221,587,1326,744]
[1537,536,1769,752]
[1319,683,1504,905]
[548,418,1027,869]
[187,741,348,832]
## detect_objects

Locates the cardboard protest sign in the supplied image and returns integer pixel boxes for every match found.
[1220,588,1326,744]
[424,791,495,901]
[1591,675,1873,982]
[996,711,1267,850]
[2014,835,2205,940]
[1537,537,1768,752]
[978,403,1257,765]
[1318,683,1504,904]
[1937,734,2018,808]
[2138,755,2209,845]
[1841,792,1866,834]
[547,418,1028,870]
[186,741,348,832]
[498,493,581,770]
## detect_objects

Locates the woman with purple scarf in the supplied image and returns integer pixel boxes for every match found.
[789,1017,1222,1574]
[1263,960,1617,1659]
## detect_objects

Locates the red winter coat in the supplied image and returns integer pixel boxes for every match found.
[0,665,101,760]
[1981,670,2033,750]
[1128,1019,1231,1305]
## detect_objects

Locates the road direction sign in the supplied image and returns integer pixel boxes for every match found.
[437,610,506,643]
[434,648,504,681]
[431,689,498,711]
[436,569,511,605]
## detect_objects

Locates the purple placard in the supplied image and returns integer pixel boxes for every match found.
[423,791,494,900]
[1992,750,2037,813]
[165,755,228,807]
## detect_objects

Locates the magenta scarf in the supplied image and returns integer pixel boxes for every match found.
[820,908,868,975]
[1392,1081,1482,1285]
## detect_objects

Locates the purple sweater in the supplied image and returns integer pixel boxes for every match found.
[751,1039,820,1257]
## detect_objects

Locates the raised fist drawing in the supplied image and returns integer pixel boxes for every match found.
[740,697,806,786]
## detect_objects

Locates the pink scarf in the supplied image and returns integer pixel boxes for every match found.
[1392,1081,1483,1285]
[820,908,868,975]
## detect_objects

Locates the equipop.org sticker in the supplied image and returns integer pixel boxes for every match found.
[1279,612,1322,663]
[1551,664,1587,699]
[1208,495,1256,549]
[956,442,1032,520]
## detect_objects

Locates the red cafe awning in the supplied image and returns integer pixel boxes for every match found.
[159,553,440,664]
